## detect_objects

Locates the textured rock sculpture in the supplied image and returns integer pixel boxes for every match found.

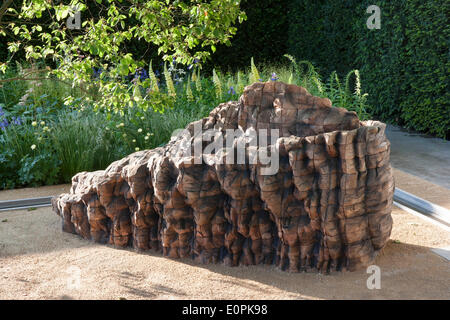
[52,82,394,272]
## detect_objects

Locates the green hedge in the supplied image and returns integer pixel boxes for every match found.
[288,0,449,139]
[207,0,290,72]
[287,0,359,76]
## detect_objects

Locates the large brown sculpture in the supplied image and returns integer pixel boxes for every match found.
[52,82,394,272]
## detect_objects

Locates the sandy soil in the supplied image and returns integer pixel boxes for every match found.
[0,204,449,300]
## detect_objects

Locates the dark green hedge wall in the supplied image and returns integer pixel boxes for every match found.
[288,0,449,139]
[287,0,360,76]
[207,0,290,72]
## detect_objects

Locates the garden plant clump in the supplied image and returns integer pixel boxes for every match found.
[0,56,372,190]
[0,54,372,190]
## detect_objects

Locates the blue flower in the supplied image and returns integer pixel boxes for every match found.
[92,68,103,79]
[12,116,22,125]
[271,72,279,81]
[258,78,263,82]
[0,106,4,117]
[193,58,199,64]
[228,86,236,95]
[0,118,9,130]
[136,68,148,81]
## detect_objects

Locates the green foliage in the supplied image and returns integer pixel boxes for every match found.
[208,0,290,71]
[1,0,246,114]
[0,57,374,189]
[287,0,359,76]
[356,0,449,138]
[287,0,449,138]
[0,118,60,188]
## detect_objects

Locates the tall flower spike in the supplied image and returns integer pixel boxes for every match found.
[164,62,176,97]
[148,60,159,92]
[186,77,194,102]
[236,70,244,94]
[212,69,222,99]
[195,69,202,92]
[288,72,293,84]
[250,57,260,84]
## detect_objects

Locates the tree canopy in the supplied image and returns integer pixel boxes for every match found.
[0,0,246,112]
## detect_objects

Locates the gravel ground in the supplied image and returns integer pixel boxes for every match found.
[0,170,449,300]
[0,203,449,300]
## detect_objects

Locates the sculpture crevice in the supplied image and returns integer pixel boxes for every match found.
[52,82,394,272]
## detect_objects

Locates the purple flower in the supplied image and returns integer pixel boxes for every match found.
[271,72,279,81]
[92,68,103,79]
[12,116,22,125]
[193,58,199,64]
[228,86,236,95]
[258,78,263,82]
[0,118,9,130]
[134,68,148,81]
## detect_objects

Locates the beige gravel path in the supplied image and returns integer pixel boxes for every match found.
[0,204,449,300]
[0,169,449,300]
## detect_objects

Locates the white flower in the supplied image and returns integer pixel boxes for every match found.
[132,139,136,143]
[137,128,143,133]
[144,136,149,140]
[31,144,36,150]
[135,147,140,151]
[123,133,127,137]
[31,121,37,127]
[40,121,45,126]
[140,116,145,120]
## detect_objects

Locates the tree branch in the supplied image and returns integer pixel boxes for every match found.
[0,0,14,24]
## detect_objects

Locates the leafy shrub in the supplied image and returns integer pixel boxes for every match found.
[0,57,371,189]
